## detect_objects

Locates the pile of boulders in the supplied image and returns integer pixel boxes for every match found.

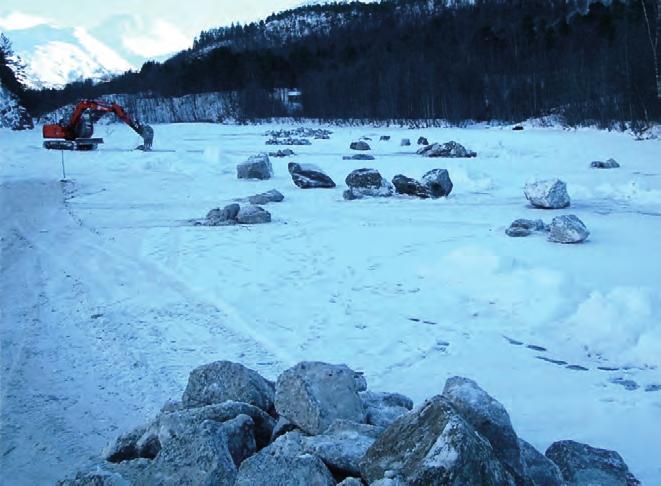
[204,204,271,225]
[265,127,332,139]
[343,154,375,161]
[591,158,620,169]
[59,360,640,486]
[392,169,453,198]
[266,137,312,146]
[417,141,477,158]
[269,149,296,158]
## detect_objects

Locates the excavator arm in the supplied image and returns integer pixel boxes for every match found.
[43,99,153,151]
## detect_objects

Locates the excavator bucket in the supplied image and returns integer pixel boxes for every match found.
[136,125,154,151]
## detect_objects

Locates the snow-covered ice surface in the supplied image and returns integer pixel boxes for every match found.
[1,123,660,484]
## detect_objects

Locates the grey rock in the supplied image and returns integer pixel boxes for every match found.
[519,439,563,486]
[182,360,275,412]
[274,361,366,435]
[103,425,149,463]
[545,440,640,486]
[160,399,183,413]
[206,204,241,226]
[248,189,284,205]
[235,432,335,486]
[401,138,411,146]
[337,478,363,486]
[506,219,547,237]
[271,416,299,442]
[266,137,311,146]
[392,175,429,198]
[350,141,371,151]
[57,460,151,486]
[591,158,620,169]
[360,395,514,485]
[421,169,453,198]
[417,141,477,158]
[380,136,391,141]
[303,419,384,475]
[289,162,336,189]
[360,391,413,428]
[344,169,394,200]
[442,376,525,481]
[237,154,273,180]
[343,154,375,161]
[269,149,295,158]
[548,215,590,244]
[524,179,571,209]
[138,419,245,486]
[237,205,272,224]
[417,136,429,145]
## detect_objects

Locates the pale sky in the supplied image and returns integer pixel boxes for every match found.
[0,0,310,39]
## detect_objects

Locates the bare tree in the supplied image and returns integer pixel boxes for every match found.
[641,0,660,98]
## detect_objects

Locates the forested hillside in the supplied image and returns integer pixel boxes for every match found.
[22,0,661,126]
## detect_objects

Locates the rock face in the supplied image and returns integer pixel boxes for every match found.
[360,395,513,485]
[545,440,640,486]
[417,136,429,145]
[288,162,336,189]
[401,138,411,146]
[417,141,477,158]
[344,168,394,200]
[274,361,366,435]
[524,179,571,209]
[442,376,525,481]
[205,204,271,225]
[591,158,620,169]
[519,439,563,486]
[235,432,335,486]
[392,175,429,198]
[350,141,371,151]
[505,218,547,237]
[361,391,414,427]
[547,215,589,244]
[421,169,453,198]
[182,360,275,412]
[248,189,284,205]
[237,154,273,180]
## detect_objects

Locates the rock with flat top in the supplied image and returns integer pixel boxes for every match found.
[237,154,273,180]
[524,179,570,209]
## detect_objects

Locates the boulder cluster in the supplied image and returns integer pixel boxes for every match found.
[205,204,272,225]
[59,360,640,486]
[417,140,477,158]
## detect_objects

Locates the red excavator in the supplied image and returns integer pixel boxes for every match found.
[43,100,154,151]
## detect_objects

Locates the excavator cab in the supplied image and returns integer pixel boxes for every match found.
[43,100,153,152]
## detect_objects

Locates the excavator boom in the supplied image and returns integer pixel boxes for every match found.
[43,99,153,151]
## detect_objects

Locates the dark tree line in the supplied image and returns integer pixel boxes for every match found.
[0,34,29,103]
[23,0,661,126]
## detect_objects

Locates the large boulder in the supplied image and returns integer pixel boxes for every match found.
[442,376,525,481]
[248,189,284,205]
[206,204,241,226]
[421,169,453,198]
[350,141,371,151]
[182,361,275,412]
[138,418,251,486]
[505,218,548,237]
[237,205,272,224]
[417,141,476,158]
[274,361,366,435]
[237,154,273,180]
[545,440,640,486]
[360,395,514,485]
[360,391,414,428]
[417,136,429,146]
[235,432,335,486]
[303,419,384,476]
[392,175,429,198]
[524,179,571,209]
[519,439,563,486]
[289,162,336,189]
[344,169,394,200]
[547,215,589,244]
[591,158,620,169]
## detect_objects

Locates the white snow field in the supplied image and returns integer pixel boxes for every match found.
[1,123,660,484]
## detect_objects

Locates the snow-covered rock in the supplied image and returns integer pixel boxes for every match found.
[360,395,514,485]
[181,360,275,411]
[248,189,284,205]
[344,168,394,200]
[274,361,366,435]
[519,439,563,486]
[524,179,571,209]
[421,168,454,198]
[548,215,589,244]
[591,158,620,169]
[350,141,371,151]
[237,154,273,180]
[417,140,477,158]
[235,432,335,486]
[443,376,525,481]
[0,81,32,130]
[545,440,640,486]
[360,391,414,427]
[288,162,336,189]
